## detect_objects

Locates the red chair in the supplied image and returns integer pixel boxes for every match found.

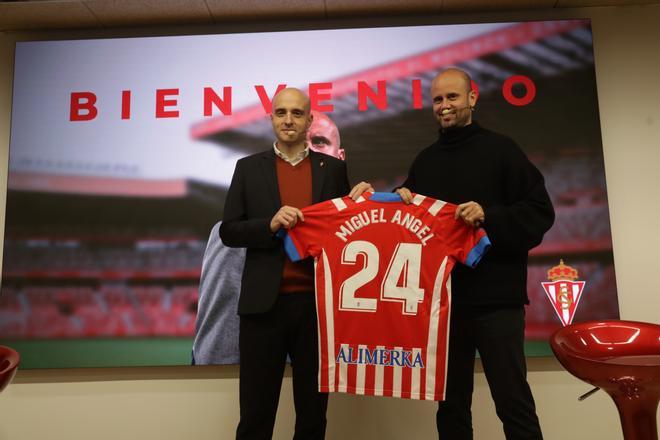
[551,320,660,440]
[0,345,20,392]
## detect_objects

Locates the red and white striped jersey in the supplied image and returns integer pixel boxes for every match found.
[283,191,490,401]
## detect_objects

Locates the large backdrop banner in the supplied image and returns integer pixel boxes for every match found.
[0,19,618,368]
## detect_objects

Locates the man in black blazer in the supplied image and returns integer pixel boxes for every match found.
[220,88,370,440]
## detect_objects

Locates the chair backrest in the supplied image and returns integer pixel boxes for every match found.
[0,345,20,393]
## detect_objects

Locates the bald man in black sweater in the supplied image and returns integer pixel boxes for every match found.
[398,68,554,440]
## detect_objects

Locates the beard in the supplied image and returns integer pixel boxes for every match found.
[438,108,471,131]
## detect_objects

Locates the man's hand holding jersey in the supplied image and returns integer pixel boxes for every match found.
[454,201,485,228]
[395,187,414,204]
[348,181,374,200]
[270,206,305,232]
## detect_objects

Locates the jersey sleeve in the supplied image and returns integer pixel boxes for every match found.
[436,204,491,268]
[282,198,338,262]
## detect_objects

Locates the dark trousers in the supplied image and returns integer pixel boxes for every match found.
[236,293,328,440]
[437,305,543,440]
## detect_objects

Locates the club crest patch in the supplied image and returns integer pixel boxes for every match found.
[541,259,585,326]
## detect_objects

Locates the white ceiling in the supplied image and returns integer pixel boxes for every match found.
[0,0,658,31]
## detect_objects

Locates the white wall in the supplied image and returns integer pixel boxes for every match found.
[1,4,659,439]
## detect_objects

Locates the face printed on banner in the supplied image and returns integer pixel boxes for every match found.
[270,88,313,149]
[307,111,345,161]
[431,69,477,131]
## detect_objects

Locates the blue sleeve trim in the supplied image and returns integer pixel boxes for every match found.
[465,235,491,268]
[283,233,303,262]
[370,192,402,202]
[275,228,286,239]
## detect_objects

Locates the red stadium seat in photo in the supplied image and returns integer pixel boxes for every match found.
[0,345,20,393]
[551,320,660,440]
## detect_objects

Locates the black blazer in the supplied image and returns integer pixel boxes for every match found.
[219,149,350,315]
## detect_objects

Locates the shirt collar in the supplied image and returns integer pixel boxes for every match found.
[273,141,310,166]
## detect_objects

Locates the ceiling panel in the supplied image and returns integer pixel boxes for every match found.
[205,0,325,21]
[0,1,100,30]
[84,0,213,27]
[325,0,441,18]
[556,0,659,6]
[0,0,659,32]
[442,0,557,13]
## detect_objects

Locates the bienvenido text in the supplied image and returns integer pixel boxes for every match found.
[69,76,537,121]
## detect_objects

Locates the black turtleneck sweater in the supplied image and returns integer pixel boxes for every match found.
[402,122,555,307]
